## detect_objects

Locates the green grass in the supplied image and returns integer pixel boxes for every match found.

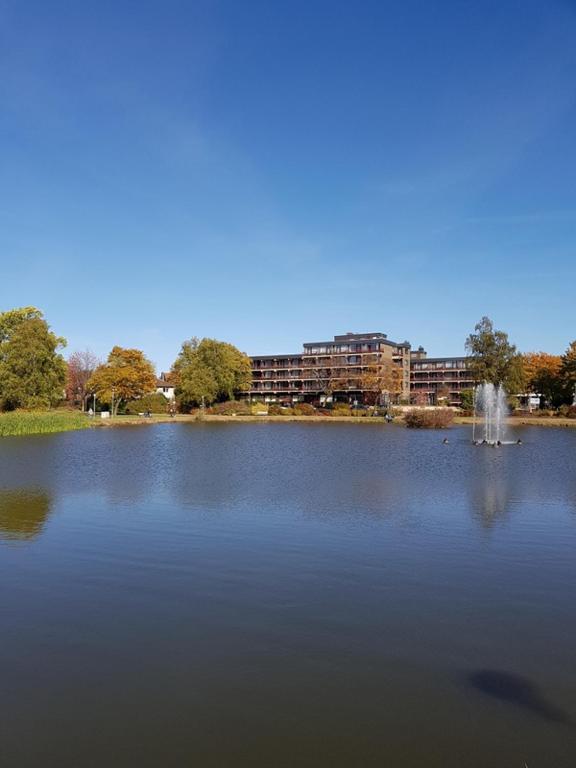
[0,410,91,437]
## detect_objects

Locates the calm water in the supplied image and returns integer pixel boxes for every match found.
[1,423,575,767]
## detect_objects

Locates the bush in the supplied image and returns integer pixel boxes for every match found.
[208,400,252,415]
[557,404,576,419]
[268,404,294,415]
[330,403,351,416]
[293,403,316,416]
[404,408,454,429]
[125,393,169,414]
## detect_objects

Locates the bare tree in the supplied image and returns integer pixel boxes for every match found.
[66,349,100,410]
[302,353,349,403]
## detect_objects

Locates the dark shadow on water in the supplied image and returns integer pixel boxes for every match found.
[0,489,53,542]
[467,669,572,725]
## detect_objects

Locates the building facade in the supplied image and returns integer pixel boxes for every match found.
[248,332,474,406]
[156,372,176,401]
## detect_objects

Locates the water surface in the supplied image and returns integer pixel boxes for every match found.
[1,423,575,767]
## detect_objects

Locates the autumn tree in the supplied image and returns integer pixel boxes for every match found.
[359,357,403,406]
[560,341,576,404]
[521,352,563,407]
[66,349,99,410]
[172,338,252,409]
[88,346,156,415]
[465,316,525,392]
[0,309,67,410]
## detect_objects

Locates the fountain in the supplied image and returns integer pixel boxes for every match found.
[472,383,514,445]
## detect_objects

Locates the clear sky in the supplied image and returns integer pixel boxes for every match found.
[2,0,575,371]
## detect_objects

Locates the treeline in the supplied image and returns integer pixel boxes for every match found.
[0,306,252,414]
[0,306,574,415]
[465,316,576,409]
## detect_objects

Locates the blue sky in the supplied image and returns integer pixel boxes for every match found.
[1,0,575,371]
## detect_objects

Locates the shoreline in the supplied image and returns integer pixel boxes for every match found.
[93,414,576,428]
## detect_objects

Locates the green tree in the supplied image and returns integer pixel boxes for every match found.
[0,306,43,344]
[172,338,252,409]
[88,346,156,415]
[465,316,525,392]
[0,313,67,410]
[459,388,475,412]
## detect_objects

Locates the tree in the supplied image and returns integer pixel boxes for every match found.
[459,389,475,412]
[0,315,67,410]
[172,338,252,409]
[465,316,525,392]
[303,353,347,401]
[0,306,43,345]
[359,357,403,406]
[88,346,156,415]
[560,341,576,404]
[66,349,100,410]
[521,352,563,407]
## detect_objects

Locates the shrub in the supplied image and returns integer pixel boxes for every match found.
[557,404,576,419]
[125,393,169,414]
[293,403,316,416]
[404,408,454,429]
[208,400,252,415]
[330,403,351,416]
[268,404,294,415]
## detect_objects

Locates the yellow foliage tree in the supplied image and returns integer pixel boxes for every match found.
[88,346,156,415]
[521,352,563,406]
[359,358,403,406]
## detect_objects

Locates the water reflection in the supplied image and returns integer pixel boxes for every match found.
[0,489,53,542]
[468,669,572,725]
[467,449,516,529]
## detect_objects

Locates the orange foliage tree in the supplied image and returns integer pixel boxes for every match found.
[521,352,563,406]
[88,347,156,415]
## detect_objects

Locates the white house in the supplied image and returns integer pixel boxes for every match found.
[156,372,176,401]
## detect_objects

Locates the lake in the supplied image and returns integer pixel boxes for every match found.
[1,423,575,767]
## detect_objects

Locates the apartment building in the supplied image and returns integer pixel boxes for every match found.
[410,357,474,405]
[248,332,474,405]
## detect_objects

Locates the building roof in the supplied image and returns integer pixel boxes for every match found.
[303,332,410,349]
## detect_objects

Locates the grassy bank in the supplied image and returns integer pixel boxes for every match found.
[0,410,90,437]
